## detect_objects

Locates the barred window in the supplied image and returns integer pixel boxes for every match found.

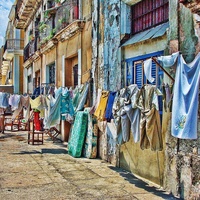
[47,63,55,84]
[131,0,169,34]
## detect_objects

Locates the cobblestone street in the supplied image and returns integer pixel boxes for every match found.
[0,131,178,200]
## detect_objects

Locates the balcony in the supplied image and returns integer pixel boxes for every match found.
[24,38,38,62]
[38,0,84,53]
[15,0,42,29]
[3,39,24,60]
[39,0,79,42]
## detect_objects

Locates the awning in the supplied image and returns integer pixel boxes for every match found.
[121,22,169,47]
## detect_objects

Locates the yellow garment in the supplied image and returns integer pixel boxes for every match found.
[30,96,41,109]
[94,91,109,121]
[30,96,45,118]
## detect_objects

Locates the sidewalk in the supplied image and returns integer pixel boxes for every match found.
[0,131,179,200]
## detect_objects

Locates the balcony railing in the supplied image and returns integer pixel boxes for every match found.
[4,39,24,52]
[39,0,79,45]
[24,38,38,62]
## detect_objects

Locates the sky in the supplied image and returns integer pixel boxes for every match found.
[0,0,15,47]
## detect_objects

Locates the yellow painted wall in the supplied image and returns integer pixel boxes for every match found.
[40,48,56,84]
[57,35,80,87]
[34,58,41,72]
[81,21,92,83]
[123,36,168,59]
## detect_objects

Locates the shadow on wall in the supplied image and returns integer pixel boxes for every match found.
[108,165,182,200]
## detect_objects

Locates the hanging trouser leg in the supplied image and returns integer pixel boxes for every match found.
[146,107,163,151]
[121,111,130,143]
[124,104,141,143]
[140,111,150,150]
[114,116,124,145]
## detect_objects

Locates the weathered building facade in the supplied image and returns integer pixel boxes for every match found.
[91,0,200,199]
[14,0,92,139]
[0,0,199,199]
[14,0,92,94]
[1,4,24,94]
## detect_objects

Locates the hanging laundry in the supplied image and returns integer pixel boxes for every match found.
[137,85,163,151]
[68,111,88,158]
[106,120,118,157]
[94,90,109,121]
[43,95,51,127]
[144,58,155,83]
[34,111,41,131]
[12,95,30,120]
[112,88,126,144]
[171,53,200,139]
[90,88,102,114]
[121,84,141,143]
[105,91,117,122]
[76,82,89,111]
[9,94,21,111]
[72,85,83,108]
[21,95,30,109]
[73,82,90,112]
[112,90,123,144]
[21,95,30,121]
[32,87,40,99]
[162,83,173,112]
[30,95,45,118]
[44,94,62,129]
[30,96,42,110]
[54,87,62,99]
[0,92,9,109]
[157,52,179,67]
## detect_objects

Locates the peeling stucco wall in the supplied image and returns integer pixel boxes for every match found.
[103,0,121,91]
[92,0,121,165]
[163,3,200,199]
[92,1,200,199]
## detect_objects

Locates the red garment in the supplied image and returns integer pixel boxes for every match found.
[34,111,41,131]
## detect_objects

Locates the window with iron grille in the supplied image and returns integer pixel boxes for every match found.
[73,64,78,87]
[131,0,169,34]
[47,63,55,84]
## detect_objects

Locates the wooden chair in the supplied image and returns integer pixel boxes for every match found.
[45,126,61,143]
[28,118,44,145]
[4,114,20,132]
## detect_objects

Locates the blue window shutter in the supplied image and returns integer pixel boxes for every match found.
[151,61,156,84]
[135,62,142,88]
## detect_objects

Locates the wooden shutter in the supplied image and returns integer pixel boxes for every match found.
[131,0,169,34]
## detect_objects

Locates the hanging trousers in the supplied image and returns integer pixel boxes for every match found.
[140,107,163,151]
[121,104,141,143]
